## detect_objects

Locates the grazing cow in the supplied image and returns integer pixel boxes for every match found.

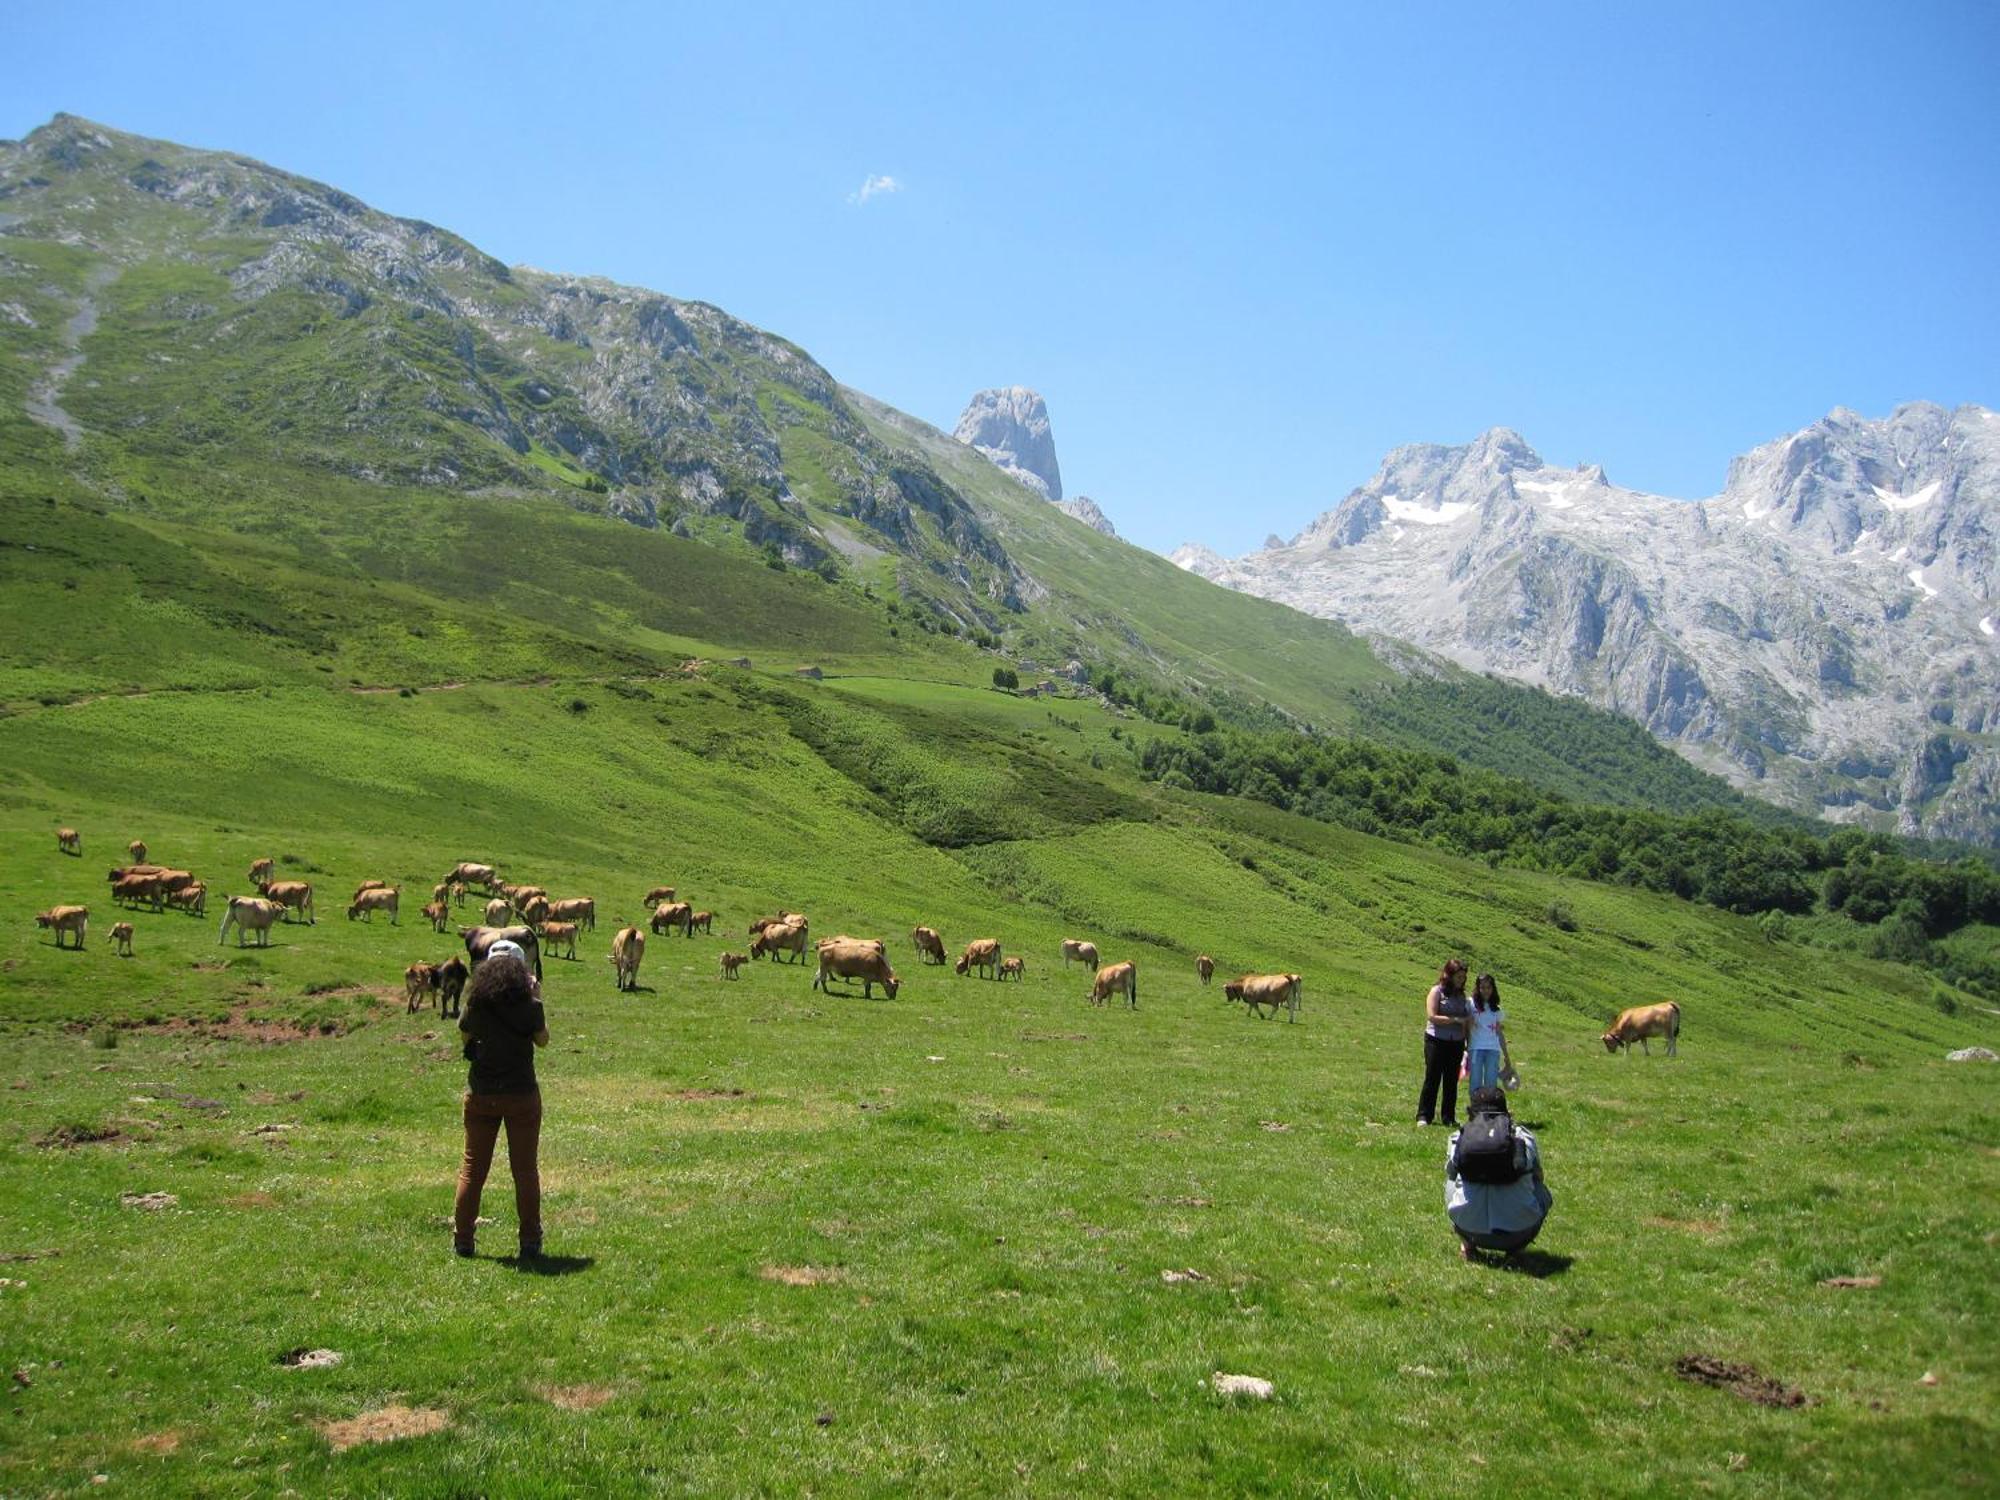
[446,862,499,890]
[955,938,1003,979]
[405,961,440,1013]
[166,881,207,918]
[1226,973,1302,1023]
[689,910,714,936]
[258,880,315,924]
[218,896,284,947]
[751,920,809,964]
[1060,937,1099,969]
[459,924,544,982]
[610,926,646,991]
[110,921,134,956]
[652,901,693,937]
[36,905,89,949]
[719,952,747,980]
[422,900,450,932]
[449,881,469,909]
[436,956,469,1019]
[1196,954,1216,986]
[248,857,275,886]
[484,897,512,927]
[1603,1002,1681,1057]
[517,894,552,929]
[540,920,579,960]
[813,937,902,999]
[1089,960,1138,1009]
[57,827,81,856]
[351,879,388,899]
[431,882,449,905]
[548,897,595,931]
[911,926,947,965]
[153,869,198,894]
[112,873,166,910]
[998,956,1025,981]
[128,839,147,864]
[643,885,676,907]
[349,886,400,924]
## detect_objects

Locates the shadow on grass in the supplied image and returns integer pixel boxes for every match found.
[505,1253,595,1276]
[1481,1249,1572,1279]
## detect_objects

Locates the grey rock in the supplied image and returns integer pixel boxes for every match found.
[954,386,1063,500]
[1946,1047,1997,1063]
[1056,495,1116,536]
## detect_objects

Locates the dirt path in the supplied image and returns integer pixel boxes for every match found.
[24,267,116,451]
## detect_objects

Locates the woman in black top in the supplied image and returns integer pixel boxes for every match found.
[1417,958,1472,1128]
[453,949,549,1259]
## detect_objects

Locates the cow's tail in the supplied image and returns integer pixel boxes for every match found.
[217,906,233,945]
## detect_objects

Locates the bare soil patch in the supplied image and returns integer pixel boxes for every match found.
[277,1347,343,1370]
[1820,1274,1882,1289]
[318,1404,449,1451]
[536,1382,615,1411]
[759,1264,843,1287]
[119,1192,177,1211]
[670,1088,749,1101]
[36,1123,121,1149]
[1674,1355,1812,1408]
[1644,1215,1725,1236]
[130,1431,181,1455]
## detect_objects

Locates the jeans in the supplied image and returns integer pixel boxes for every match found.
[1419,1034,1465,1124]
[1467,1048,1501,1092]
[455,1089,542,1253]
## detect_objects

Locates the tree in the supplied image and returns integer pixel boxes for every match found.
[992,666,1019,691]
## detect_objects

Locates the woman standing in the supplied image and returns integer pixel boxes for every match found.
[454,941,549,1260]
[1466,973,1512,1094]
[1417,959,1472,1128]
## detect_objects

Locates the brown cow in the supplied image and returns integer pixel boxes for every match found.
[432,882,450,906]
[540,920,579,960]
[484,897,513,928]
[107,864,166,884]
[652,901,693,937]
[258,880,315,924]
[446,862,498,890]
[749,912,807,936]
[57,827,81,856]
[110,920,134,956]
[436,956,469,1018]
[423,900,451,933]
[248,857,275,886]
[719,952,747,980]
[751,920,809,964]
[128,839,148,863]
[153,869,198,893]
[1226,973,1302,1023]
[1089,960,1138,1009]
[998,956,1025,981]
[610,926,646,991]
[1060,937,1099,969]
[349,886,400,924]
[688,910,714,936]
[460,924,543,982]
[517,894,552,929]
[405,961,441,1014]
[547,897,595,931]
[36,905,89,949]
[1196,954,1216,986]
[218,896,284,947]
[351,879,388,900]
[1603,1002,1680,1057]
[165,881,207,918]
[644,885,677,907]
[813,937,902,999]
[112,873,165,910]
[911,926,947,965]
[449,881,469,909]
[955,938,1002,979]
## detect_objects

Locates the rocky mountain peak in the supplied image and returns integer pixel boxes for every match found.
[1056,495,1117,537]
[954,386,1063,500]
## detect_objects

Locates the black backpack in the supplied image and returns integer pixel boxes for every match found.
[1456,1112,1524,1184]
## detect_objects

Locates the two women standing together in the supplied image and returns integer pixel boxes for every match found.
[1418,958,1511,1127]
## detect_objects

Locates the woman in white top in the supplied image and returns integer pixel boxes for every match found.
[1466,972,1512,1094]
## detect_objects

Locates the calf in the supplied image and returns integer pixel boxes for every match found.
[110,920,134,956]
[128,839,148,864]
[405,961,441,1014]
[436,956,469,1019]
[540,920,579,960]
[719,952,747,980]
[166,881,207,918]
[1195,954,1215,986]
[688,910,714,936]
[1603,1002,1681,1057]
[998,956,1025,981]
[423,900,451,933]
[57,827,81,856]
[35,905,89,949]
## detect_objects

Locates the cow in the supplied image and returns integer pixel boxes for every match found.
[643,885,677,907]
[1196,954,1216,986]
[813,937,902,999]
[1060,937,1099,969]
[460,924,544,982]
[998,956,1025,981]
[405,961,440,1013]
[351,879,388,903]
[719,952,747,980]
[484,897,512,928]
[540,920,579,960]
[112,873,165,910]
[517,894,552,928]
[547,897,595,931]
[165,881,207,918]
[258,880,315,924]
[688,910,714,936]
[153,869,198,894]
[1226,973,1302,1023]
[955,938,1002,979]
[57,827,81,856]
[128,839,148,863]
[218,896,285,947]
[1603,1002,1681,1057]
[911,926,947,965]
[446,862,499,890]
[349,886,400,924]
[1089,960,1138,1009]
[432,882,450,906]
[36,905,88,949]
[436,956,469,1018]
[107,864,166,884]
[449,881,469,909]
[248,857,275,886]
[110,921,134,956]
[423,900,450,933]
[750,912,807,937]
[610,926,646,991]
[652,901,693,937]
[751,920,809,964]
[508,886,549,919]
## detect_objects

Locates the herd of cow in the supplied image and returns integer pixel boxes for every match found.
[37,833,1311,1022]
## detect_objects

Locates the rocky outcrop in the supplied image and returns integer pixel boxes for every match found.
[1056,495,1116,537]
[954,387,1063,500]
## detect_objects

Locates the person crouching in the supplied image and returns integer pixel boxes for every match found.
[1445,1086,1552,1261]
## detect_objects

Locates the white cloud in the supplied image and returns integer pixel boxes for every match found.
[848,173,902,206]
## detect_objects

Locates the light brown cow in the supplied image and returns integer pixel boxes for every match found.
[112,873,165,910]
[352,879,388,899]
[484,897,513,927]
[166,881,207,918]
[36,905,88,949]
[547,897,595,931]
[153,869,198,894]
[1225,973,1302,1023]
[955,938,1002,979]
[911,926,947,965]
[1060,937,1099,969]
[508,886,549,918]
[1196,954,1216,986]
[404,961,440,1013]
[517,894,552,929]
[128,839,148,863]
[249,858,275,886]
[540,920,579,960]
[449,881,469,909]
[57,827,81,856]
[751,920,809,964]
[432,882,450,905]
[1089,960,1138,1009]
[436,956,469,1018]
[643,885,677,907]
[1603,1002,1680,1057]
[107,863,166,883]
[813,937,902,999]
[258,880,315,924]
[349,886,400,924]
[719,952,747,980]
[749,912,807,936]
[652,901,693,937]
[998,956,1025,981]
[446,862,499,890]
[218,896,284,947]
[423,900,450,933]
[610,926,646,991]
[688,910,714,936]
[110,920,134,956]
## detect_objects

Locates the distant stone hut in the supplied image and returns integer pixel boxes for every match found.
[794,665,824,680]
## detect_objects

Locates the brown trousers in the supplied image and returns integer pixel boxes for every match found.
[455,1089,542,1252]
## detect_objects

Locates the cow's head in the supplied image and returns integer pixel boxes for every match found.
[1223,981,1244,1003]
[1601,1031,1623,1053]
[954,954,970,975]
[882,976,901,999]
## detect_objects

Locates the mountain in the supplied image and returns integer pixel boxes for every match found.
[1055,495,1116,537]
[953,386,1063,500]
[1173,405,2000,843]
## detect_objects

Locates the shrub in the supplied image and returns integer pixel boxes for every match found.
[1547,902,1579,932]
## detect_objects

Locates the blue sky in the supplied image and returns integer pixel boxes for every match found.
[6,1,1996,552]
